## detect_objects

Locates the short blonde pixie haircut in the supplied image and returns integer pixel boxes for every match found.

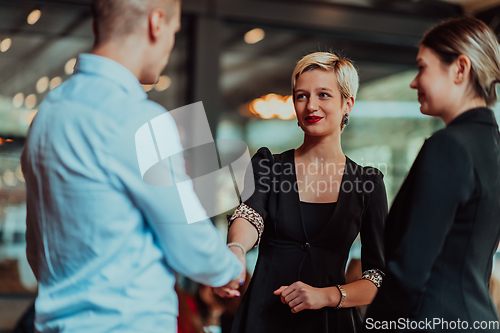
[292,51,359,103]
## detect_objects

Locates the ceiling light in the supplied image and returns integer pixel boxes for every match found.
[65,58,77,75]
[247,94,296,119]
[36,76,49,94]
[50,77,62,90]
[154,75,171,91]
[27,9,41,25]
[142,84,154,92]
[1,38,12,52]
[25,94,37,109]
[13,93,25,108]
[244,28,265,44]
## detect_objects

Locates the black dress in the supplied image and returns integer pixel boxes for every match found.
[300,201,337,240]
[365,108,500,332]
[230,148,388,333]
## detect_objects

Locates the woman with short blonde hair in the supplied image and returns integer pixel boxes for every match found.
[292,52,359,102]
[215,51,388,332]
[292,52,359,132]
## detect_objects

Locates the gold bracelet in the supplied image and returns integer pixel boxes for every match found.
[335,285,346,309]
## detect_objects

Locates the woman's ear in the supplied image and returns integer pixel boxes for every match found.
[344,96,354,115]
[454,54,472,85]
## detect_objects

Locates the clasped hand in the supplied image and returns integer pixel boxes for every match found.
[274,281,332,313]
[213,248,247,298]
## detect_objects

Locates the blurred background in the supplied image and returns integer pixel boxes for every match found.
[1,0,500,331]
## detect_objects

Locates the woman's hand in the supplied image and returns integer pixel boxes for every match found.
[274,281,338,313]
[213,247,247,298]
[232,246,247,288]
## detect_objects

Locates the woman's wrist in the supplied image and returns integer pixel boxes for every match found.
[326,286,341,308]
[228,244,247,261]
[227,242,246,256]
[334,285,346,309]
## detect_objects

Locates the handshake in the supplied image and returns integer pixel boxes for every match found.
[213,245,247,298]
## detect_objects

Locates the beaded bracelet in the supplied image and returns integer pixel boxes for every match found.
[227,242,246,255]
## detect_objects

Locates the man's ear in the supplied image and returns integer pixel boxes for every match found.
[453,54,472,85]
[148,8,165,42]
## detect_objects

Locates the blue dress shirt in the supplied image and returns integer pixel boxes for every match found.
[21,54,242,333]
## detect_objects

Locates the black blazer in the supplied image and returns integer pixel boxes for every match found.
[365,108,500,332]
[232,148,388,333]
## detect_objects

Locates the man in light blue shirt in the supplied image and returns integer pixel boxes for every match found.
[21,0,243,331]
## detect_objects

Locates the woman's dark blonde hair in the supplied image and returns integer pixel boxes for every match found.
[421,17,500,107]
[291,52,359,104]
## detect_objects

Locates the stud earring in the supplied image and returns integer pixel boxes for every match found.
[297,121,300,127]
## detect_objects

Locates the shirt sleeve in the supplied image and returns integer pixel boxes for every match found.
[373,130,475,318]
[105,106,243,288]
[227,147,274,247]
[359,169,389,288]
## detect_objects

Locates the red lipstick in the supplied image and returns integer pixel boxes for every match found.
[305,116,323,123]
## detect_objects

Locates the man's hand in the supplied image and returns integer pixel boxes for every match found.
[213,247,247,298]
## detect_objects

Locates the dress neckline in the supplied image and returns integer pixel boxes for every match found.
[291,149,349,242]
[300,201,337,204]
[292,149,347,204]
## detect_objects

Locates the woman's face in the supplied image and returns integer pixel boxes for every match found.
[410,45,456,117]
[294,69,352,137]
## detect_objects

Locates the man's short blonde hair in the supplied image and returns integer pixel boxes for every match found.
[292,52,359,103]
[91,0,179,45]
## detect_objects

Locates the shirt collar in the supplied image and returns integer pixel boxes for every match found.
[447,107,498,128]
[74,53,147,100]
